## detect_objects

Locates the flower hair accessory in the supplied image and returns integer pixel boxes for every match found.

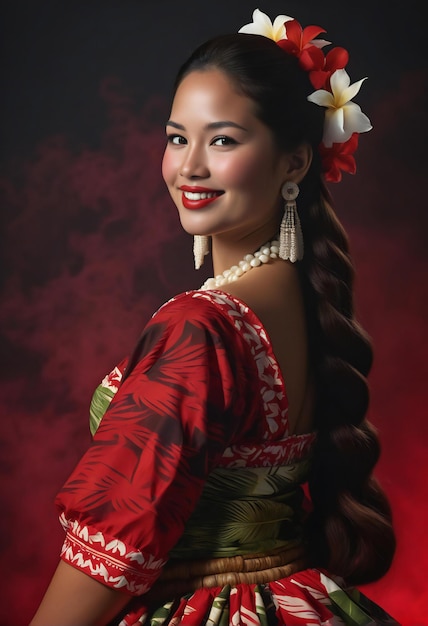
[239,9,372,182]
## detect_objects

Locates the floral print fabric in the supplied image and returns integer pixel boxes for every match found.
[55,290,398,624]
[119,572,398,626]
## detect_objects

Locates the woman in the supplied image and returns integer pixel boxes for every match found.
[30,9,398,626]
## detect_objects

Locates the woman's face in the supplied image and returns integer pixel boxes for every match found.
[162,69,290,242]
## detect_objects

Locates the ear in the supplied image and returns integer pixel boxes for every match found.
[281,143,313,183]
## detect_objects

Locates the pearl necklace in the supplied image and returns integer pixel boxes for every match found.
[200,240,280,290]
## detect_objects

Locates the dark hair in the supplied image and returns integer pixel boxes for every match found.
[174,33,396,585]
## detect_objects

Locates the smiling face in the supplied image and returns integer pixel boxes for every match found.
[162,69,291,244]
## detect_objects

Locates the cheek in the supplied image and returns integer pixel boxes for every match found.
[217,152,271,192]
[161,149,176,186]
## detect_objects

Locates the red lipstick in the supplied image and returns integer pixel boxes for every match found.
[179,186,224,210]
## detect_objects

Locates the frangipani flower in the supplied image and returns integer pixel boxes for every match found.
[307,68,372,146]
[304,46,349,89]
[237,9,372,181]
[319,133,359,182]
[238,8,293,41]
[277,19,330,56]
[277,19,331,80]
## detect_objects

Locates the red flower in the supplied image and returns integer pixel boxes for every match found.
[309,46,349,90]
[319,133,359,183]
[277,19,326,77]
[276,19,349,90]
[277,19,326,58]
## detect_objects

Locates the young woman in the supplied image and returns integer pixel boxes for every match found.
[30,9,398,626]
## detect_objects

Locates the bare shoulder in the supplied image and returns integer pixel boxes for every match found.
[224,259,304,328]
[223,259,306,364]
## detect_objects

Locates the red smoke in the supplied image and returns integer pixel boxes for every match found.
[1,71,426,625]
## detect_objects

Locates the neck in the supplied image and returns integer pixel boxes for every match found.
[211,229,278,276]
[200,237,280,291]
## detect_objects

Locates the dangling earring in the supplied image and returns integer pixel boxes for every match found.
[193,235,209,269]
[279,181,304,262]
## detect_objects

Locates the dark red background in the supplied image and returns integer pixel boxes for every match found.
[1,2,426,624]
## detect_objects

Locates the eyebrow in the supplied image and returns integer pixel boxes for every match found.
[166,120,248,132]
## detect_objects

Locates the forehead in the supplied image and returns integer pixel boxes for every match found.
[171,69,256,119]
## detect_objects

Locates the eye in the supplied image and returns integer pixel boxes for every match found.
[211,135,238,147]
[167,134,187,145]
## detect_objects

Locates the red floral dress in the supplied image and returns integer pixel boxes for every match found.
[56,290,399,625]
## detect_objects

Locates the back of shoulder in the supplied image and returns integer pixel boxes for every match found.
[126,290,252,383]
[224,261,303,329]
[151,290,245,344]
[154,291,232,326]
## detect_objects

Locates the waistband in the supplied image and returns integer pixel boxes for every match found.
[150,543,308,600]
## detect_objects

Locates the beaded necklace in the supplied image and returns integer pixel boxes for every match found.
[200,239,280,290]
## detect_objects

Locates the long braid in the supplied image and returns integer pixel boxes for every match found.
[299,182,396,584]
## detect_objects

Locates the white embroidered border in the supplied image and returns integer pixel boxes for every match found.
[59,513,166,595]
[192,290,315,467]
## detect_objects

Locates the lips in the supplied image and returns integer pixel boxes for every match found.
[179,186,224,210]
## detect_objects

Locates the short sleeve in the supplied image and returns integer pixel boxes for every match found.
[55,293,261,595]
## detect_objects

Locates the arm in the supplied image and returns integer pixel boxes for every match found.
[30,560,131,626]
[31,295,256,625]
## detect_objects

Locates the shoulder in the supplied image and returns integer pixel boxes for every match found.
[223,260,304,329]
[152,290,249,334]
[131,290,253,366]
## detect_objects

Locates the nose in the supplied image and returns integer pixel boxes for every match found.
[179,144,209,179]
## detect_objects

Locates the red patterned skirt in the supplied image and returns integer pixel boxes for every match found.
[116,568,399,626]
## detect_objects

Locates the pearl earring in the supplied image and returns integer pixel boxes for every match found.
[193,235,209,269]
[279,182,303,262]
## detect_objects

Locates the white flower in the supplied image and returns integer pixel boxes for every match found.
[307,69,372,147]
[310,38,331,49]
[238,8,293,41]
